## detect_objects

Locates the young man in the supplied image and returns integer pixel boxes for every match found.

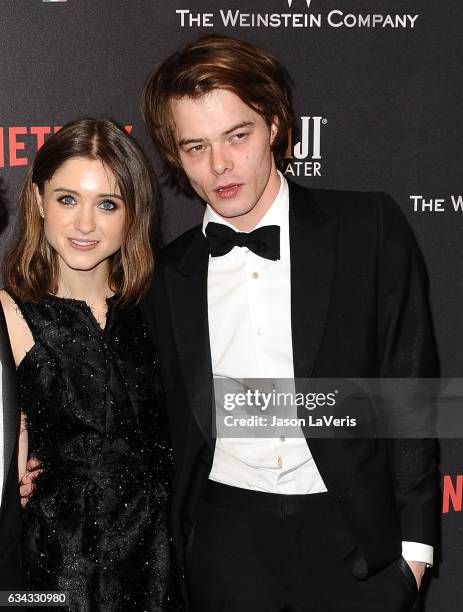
[141,34,438,611]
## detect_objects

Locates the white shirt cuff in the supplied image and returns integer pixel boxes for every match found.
[401,541,433,566]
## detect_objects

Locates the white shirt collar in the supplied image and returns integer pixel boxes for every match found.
[202,170,288,235]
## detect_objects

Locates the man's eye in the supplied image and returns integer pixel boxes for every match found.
[99,200,117,211]
[233,132,248,141]
[189,145,205,153]
[59,195,76,206]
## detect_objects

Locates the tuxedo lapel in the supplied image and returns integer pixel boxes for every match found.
[164,229,214,443]
[0,306,19,504]
[289,182,338,379]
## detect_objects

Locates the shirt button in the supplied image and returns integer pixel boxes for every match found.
[280,436,286,443]
[257,328,264,336]
[252,272,259,279]
[277,456,283,468]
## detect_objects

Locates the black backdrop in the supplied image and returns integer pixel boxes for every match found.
[0,1,461,608]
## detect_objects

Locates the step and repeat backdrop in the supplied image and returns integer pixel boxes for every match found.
[0,0,461,608]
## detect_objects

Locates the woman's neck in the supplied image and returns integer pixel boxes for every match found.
[55,261,113,305]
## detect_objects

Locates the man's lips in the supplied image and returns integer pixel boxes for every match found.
[67,238,100,250]
[214,183,243,199]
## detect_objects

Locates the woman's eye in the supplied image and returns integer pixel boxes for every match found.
[59,195,75,206]
[99,200,117,211]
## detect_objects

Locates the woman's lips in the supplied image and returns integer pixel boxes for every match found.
[67,238,100,251]
[214,184,243,199]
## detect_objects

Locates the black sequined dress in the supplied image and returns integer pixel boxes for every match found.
[12,293,182,611]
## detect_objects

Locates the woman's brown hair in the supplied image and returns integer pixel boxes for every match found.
[141,34,294,191]
[2,118,158,305]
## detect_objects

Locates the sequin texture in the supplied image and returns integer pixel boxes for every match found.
[13,294,183,611]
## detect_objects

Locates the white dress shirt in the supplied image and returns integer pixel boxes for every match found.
[203,171,432,565]
[206,172,326,494]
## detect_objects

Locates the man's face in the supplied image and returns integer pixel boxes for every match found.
[171,89,281,230]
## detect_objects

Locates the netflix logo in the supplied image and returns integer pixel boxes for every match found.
[0,125,133,168]
[442,474,462,513]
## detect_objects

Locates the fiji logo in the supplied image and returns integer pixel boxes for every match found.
[285,116,325,161]
[286,0,312,8]
[283,116,325,178]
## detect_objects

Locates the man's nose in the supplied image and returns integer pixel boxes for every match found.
[210,144,232,176]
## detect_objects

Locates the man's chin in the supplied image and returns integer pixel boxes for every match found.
[209,202,255,221]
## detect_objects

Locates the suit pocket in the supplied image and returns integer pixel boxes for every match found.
[395,555,419,601]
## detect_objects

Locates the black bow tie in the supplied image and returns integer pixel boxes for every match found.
[205,222,280,261]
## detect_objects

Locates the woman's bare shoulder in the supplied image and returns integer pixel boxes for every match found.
[0,289,34,365]
[0,288,20,319]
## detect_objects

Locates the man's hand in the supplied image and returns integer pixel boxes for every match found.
[19,457,42,507]
[405,559,427,590]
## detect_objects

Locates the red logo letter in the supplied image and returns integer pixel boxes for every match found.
[442,475,463,513]
[9,127,28,166]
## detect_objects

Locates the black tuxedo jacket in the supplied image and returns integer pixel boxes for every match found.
[0,304,24,589]
[141,181,439,582]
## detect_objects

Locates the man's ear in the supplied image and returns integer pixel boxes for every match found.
[33,184,45,218]
[270,116,279,145]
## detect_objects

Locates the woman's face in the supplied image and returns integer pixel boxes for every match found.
[37,156,126,275]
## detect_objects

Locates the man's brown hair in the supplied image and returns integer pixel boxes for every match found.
[141,34,294,190]
[3,118,158,305]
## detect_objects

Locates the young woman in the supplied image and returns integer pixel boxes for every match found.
[0,118,182,610]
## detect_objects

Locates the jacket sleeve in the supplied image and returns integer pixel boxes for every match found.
[376,192,439,548]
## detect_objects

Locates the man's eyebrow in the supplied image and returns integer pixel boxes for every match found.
[223,121,255,136]
[178,137,204,147]
[178,121,255,147]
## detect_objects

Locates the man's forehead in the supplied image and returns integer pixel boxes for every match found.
[170,90,258,139]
